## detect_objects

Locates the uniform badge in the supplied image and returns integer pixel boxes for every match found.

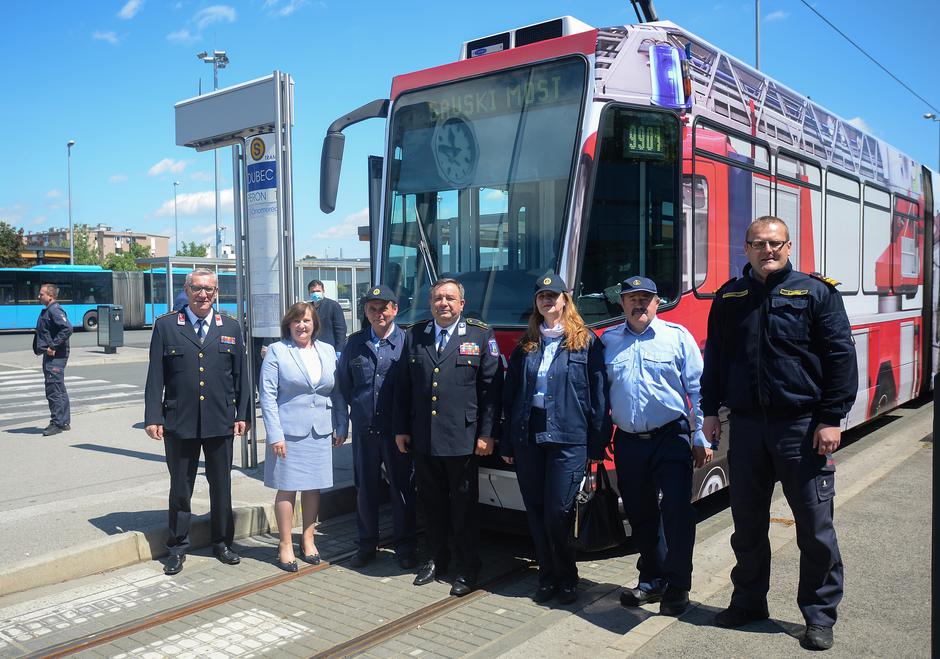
[459,342,480,356]
[722,290,748,298]
[779,288,809,296]
[177,313,186,325]
[214,313,223,326]
[543,277,552,285]
[457,321,467,336]
[632,278,641,286]
[372,288,381,295]
[220,335,236,345]
[488,338,499,356]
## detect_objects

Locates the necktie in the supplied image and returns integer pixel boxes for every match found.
[197,319,206,343]
[437,329,447,357]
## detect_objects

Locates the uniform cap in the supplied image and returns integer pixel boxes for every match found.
[620,275,658,295]
[534,273,568,295]
[362,284,397,304]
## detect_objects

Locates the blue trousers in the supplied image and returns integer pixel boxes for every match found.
[42,355,70,427]
[728,412,843,626]
[613,424,695,591]
[353,429,417,556]
[514,436,586,588]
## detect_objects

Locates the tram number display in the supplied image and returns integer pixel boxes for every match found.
[623,123,666,159]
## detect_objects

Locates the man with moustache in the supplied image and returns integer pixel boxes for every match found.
[602,275,712,617]
[394,278,503,596]
[701,216,857,651]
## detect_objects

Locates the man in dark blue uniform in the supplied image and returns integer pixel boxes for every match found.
[33,283,73,436]
[308,279,348,354]
[145,269,250,575]
[335,284,417,569]
[702,216,857,651]
[394,278,503,596]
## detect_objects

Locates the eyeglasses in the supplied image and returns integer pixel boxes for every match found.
[746,240,788,251]
[188,285,217,294]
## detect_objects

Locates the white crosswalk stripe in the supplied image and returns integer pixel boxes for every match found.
[0,368,144,426]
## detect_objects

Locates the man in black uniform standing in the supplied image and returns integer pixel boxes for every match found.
[33,283,73,436]
[145,269,250,575]
[394,278,503,596]
[701,216,857,651]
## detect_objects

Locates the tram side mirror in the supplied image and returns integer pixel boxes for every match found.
[320,131,346,213]
[367,155,384,276]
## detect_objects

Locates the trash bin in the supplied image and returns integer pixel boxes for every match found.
[97,304,124,354]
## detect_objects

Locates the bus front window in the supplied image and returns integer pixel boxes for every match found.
[384,57,587,326]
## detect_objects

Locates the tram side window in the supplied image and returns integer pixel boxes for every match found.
[681,176,708,291]
[862,186,891,294]
[579,107,681,325]
[774,153,822,273]
[824,171,861,293]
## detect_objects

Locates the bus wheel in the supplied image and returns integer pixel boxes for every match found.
[697,466,727,499]
[82,311,98,332]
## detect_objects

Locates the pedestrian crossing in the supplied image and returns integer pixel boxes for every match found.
[0,368,143,426]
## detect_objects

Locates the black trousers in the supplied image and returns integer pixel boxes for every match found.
[728,412,843,626]
[164,434,235,555]
[353,429,417,556]
[413,452,480,575]
[42,355,70,427]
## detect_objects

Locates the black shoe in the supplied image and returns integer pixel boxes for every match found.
[659,585,690,616]
[42,424,62,436]
[620,583,665,607]
[801,624,834,651]
[557,585,578,605]
[533,584,557,603]
[350,550,375,568]
[298,540,320,565]
[214,546,241,565]
[714,604,770,628]
[397,554,418,570]
[164,554,185,575]
[275,559,299,573]
[61,424,71,431]
[449,575,476,597]
[414,560,445,586]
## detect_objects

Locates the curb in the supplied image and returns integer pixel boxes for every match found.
[0,483,359,598]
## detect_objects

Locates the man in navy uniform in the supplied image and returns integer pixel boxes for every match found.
[394,278,503,596]
[335,284,417,569]
[33,283,73,436]
[702,216,857,651]
[308,279,348,354]
[602,275,712,617]
[145,269,250,575]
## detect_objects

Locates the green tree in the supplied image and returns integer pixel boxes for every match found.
[104,242,151,271]
[72,225,100,265]
[177,240,208,257]
[0,221,26,267]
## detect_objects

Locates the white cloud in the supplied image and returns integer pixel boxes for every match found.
[46,189,62,199]
[155,188,234,217]
[109,174,128,184]
[118,0,143,19]
[31,215,48,226]
[764,10,788,22]
[315,207,367,239]
[264,0,309,16]
[847,116,873,134]
[190,170,212,182]
[167,29,196,44]
[148,158,188,176]
[92,30,119,44]
[194,5,236,30]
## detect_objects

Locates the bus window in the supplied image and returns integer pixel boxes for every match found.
[74,272,112,304]
[579,107,682,324]
[824,171,861,293]
[0,272,14,305]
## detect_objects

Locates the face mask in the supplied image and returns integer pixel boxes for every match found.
[309,292,323,302]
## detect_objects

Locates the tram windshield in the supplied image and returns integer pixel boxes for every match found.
[382,57,586,327]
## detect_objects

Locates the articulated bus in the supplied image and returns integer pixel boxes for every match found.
[320,15,939,512]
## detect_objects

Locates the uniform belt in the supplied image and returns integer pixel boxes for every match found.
[616,416,687,440]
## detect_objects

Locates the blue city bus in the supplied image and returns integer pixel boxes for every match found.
[0,265,238,331]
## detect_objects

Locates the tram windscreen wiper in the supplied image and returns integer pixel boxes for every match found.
[412,204,438,284]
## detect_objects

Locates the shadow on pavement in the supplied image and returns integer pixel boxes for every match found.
[6,426,45,435]
[71,443,174,464]
[88,509,167,535]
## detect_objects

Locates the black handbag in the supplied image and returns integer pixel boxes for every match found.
[567,462,627,553]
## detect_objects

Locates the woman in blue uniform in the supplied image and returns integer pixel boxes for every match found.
[260,302,344,572]
[500,274,609,604]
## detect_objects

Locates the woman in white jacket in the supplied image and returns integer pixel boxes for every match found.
[260,302,344,571]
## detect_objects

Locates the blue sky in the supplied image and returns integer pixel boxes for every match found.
[2,0,937,260]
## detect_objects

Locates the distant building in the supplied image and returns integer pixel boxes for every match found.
[24,224,170,261]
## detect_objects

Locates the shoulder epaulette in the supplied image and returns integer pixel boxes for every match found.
[809,272,840,288]
[157,310,178,319]
[715,277,738,294]
[465,317,488,329]
[218,310,237,319]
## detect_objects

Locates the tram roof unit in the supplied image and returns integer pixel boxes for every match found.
[430,16,924,197]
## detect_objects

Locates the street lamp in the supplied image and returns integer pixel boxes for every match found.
[197,49,229,259]
[67,140,75,264]
[173,181,181,256]
[925,113,939,172]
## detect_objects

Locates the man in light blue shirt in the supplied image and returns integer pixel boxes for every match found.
[601,275,712,617]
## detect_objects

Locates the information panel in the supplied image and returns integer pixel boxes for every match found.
[246,133,281,336]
